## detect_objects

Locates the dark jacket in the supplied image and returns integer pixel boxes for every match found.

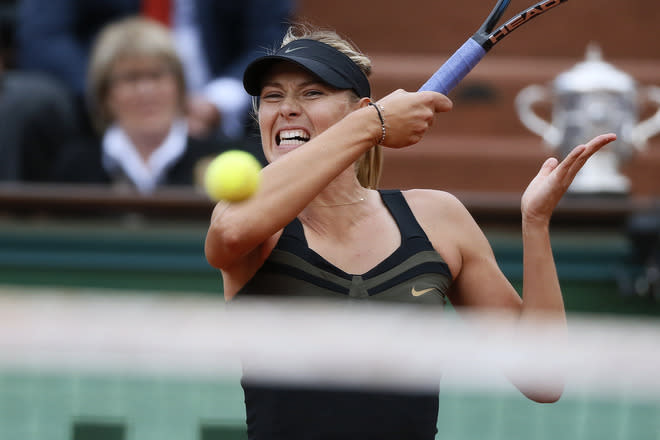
[50,134,227,188]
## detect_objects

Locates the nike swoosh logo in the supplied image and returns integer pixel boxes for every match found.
[284,46,306,54]
[411,287,438,297]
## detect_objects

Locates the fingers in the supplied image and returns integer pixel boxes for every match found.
[538,157,559,177]
[553,133,617,181]
[418,90,453,113]
[570,133,617,167]
[585,133,618,151]
[379,89,452,114]
[373,90,453,149]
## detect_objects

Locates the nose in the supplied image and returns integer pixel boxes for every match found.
[279,94,302,118]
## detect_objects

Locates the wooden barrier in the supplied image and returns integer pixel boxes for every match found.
[0,183,656,227]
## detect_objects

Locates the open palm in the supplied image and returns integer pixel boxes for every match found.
[521,133,618,225]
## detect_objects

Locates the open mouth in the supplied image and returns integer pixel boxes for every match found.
[277,129,310,146]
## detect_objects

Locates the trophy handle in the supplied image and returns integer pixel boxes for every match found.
[633,86,660,150]
[515,85,561,146]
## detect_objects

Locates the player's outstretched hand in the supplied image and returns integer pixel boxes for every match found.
[375,89,452,149]
[521,133,618,225]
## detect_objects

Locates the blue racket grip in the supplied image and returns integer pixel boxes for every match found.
[418,38,486,95]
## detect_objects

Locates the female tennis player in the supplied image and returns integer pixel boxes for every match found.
[204,23,616,440]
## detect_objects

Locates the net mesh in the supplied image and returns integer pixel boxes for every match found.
[1,286,659,440]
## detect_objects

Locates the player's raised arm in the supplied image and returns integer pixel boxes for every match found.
[518,134,617,316]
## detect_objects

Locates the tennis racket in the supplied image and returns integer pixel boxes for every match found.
[419,0,569,95]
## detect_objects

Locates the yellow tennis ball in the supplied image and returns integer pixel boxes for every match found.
[204,150,262,202]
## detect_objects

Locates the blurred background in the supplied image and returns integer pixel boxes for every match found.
[0,0,659,439]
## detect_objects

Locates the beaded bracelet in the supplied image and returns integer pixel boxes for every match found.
[368,102,386,145]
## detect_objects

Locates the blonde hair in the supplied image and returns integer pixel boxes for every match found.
[87,17,186,133]
[257,23,383,189]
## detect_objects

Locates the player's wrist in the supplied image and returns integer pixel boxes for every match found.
[368,102,386,146]
[521,216,550,237]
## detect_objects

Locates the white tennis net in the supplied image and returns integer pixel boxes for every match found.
[1,286,659,440]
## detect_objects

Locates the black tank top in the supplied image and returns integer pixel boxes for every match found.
[236,190,453,440]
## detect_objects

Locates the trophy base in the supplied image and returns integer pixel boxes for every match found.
[567,173,630,196]
[564,189,630,198]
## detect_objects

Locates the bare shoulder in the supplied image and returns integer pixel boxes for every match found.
[401,189,472,222]
[400,189,482,247]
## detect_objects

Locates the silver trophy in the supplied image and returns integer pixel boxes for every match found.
[515,44,660,195]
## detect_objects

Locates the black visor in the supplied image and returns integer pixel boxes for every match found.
[243,39,371,98]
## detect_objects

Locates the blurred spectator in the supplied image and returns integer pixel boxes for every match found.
[0,0,16,68]
[0,70,81,181]
[1,0,81,181]
[50,17,229,194]
[16,0,294,142]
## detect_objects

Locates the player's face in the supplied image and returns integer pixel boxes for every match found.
[106,55,181,141]
[257,62,360,163]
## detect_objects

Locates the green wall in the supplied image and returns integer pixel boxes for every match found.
[1,219,658,315]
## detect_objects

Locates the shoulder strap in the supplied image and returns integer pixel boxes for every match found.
[378,189,428,240]
[274,217,307,251]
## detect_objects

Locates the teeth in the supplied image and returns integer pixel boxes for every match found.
[280,138,307,146]
[279,129,310,141]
